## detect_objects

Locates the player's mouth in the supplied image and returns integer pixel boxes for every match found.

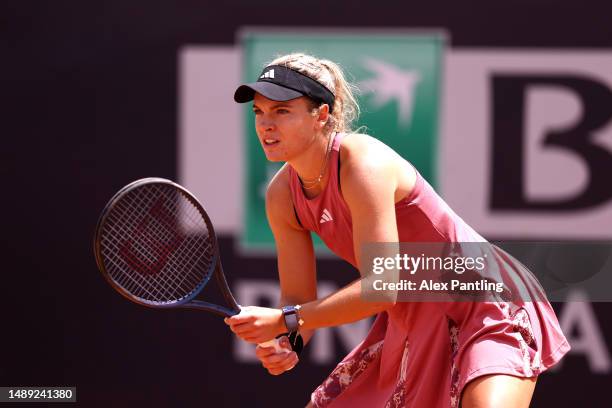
[263,138,280,147]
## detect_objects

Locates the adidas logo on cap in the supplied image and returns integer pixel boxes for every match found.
[260,69,275,79]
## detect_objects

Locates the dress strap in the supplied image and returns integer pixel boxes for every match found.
[332,131,345,152]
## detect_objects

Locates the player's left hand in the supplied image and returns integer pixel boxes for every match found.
[224,306,285,344]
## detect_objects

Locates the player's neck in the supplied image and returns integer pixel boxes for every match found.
[289,131,334,197]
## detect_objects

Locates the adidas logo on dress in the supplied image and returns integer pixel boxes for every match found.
[320,208,333,224]
[260,69,275,79]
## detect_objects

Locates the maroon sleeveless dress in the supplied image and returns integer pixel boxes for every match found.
[288,132,570,408]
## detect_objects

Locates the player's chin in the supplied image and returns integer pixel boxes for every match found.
[263,152,285,162]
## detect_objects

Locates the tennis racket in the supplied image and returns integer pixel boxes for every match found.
[93,177,282,352]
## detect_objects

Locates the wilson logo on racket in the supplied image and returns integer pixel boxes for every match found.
[118,196,185,276]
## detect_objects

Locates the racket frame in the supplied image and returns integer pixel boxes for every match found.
[93,177,241,317]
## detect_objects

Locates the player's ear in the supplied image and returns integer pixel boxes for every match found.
[315,103,330,128]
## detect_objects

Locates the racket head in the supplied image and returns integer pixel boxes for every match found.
[94,178,219,308]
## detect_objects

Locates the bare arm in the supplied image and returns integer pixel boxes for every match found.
[265,165,318,344]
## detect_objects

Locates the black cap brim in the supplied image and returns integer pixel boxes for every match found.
[234,82,304,103]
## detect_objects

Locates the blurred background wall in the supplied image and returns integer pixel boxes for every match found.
[2,1,611,406]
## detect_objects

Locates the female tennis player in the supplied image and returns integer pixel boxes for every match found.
[225,53,570,407]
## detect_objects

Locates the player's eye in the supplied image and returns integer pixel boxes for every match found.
[276,108,289,114]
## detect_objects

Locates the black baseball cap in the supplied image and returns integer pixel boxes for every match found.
[234,65,335,112]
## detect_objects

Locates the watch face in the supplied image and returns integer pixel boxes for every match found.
[282,306,299,331]
[283,306,295,314]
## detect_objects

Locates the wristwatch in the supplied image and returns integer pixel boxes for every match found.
[281,305,304,332]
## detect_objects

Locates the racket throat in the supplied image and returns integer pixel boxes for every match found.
[183,300,239,317]
[214,260,241,314]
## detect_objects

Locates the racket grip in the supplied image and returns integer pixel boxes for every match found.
[259,338,286,353]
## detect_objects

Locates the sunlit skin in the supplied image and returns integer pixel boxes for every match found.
[460,374,537,408]
[227,92,538,407]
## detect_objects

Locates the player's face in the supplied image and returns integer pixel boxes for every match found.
[252,93,320,162]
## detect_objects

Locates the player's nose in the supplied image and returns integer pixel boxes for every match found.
[256,116,275,133]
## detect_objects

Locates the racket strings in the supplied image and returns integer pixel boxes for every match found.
[103,190,208,301]
[120,185,210,298]
[99,183,215,304]
[103,215,196,302]
[102,228,203,301]
[103,192,194,298]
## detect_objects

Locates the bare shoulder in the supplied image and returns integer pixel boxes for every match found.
[266,163,291,200]
[265,164,302,230]
[340,133,401,179]
[340,133,395,160]
[339,133,416,202]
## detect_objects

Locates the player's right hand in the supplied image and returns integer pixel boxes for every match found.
[255,335,299,375]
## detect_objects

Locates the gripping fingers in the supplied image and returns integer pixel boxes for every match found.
[264,352,299,375]
[259,338,282,353]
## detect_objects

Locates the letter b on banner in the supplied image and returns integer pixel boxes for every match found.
[442,52,612,238]
[491,75,612,210]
